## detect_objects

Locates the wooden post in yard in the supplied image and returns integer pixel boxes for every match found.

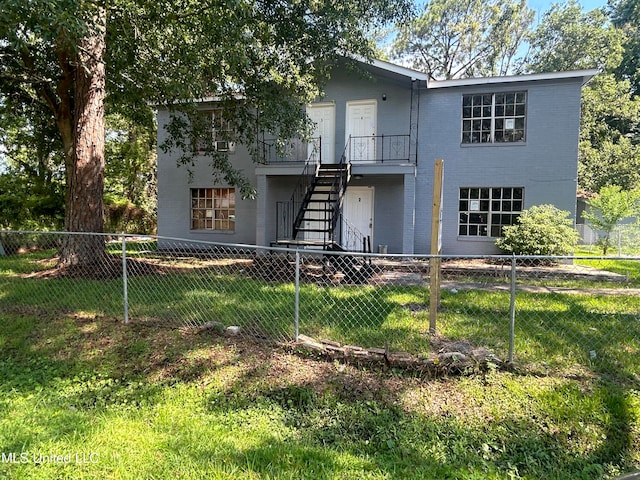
[429,159,444,335]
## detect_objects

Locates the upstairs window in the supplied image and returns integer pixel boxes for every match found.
[194,109,236,154]
[462,92,526,144]
[459,187,523,237]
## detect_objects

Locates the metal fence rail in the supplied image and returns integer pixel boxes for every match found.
[1,231,638,376]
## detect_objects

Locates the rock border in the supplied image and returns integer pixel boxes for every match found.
[292,334,503,377]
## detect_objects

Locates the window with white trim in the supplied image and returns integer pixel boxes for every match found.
[191,188,235,231]
[462,92,526,144]
[458,187,523,237]
[194,109,236,154]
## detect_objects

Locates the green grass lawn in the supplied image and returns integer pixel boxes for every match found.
[0,312,638,479]
[0,250,639,479]
[574,248,640,287]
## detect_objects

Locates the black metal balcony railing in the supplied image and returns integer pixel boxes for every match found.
[345,134,414,163]
[260,135,415,164]
[258,138,321,164]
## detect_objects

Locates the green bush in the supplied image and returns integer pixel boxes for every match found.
[104,194,156,234]
[495,204,579,256]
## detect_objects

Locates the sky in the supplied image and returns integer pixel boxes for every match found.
[528,0,609,21]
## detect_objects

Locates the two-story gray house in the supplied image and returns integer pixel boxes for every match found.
[156,58,596,254]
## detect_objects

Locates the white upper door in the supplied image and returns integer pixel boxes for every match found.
[342,187,374,251]
[346,100,377,163]
[307,103,336,163]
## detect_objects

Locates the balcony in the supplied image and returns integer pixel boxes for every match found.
[344,135,416,164]
[258,135,416,165]
[258,138,320,164]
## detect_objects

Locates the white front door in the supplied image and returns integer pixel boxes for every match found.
[342,187,374,251]
[307,103,335,163]
[346,100,377,163]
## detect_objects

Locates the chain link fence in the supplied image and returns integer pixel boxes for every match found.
[578,222,640,256]
[1,230,638,376]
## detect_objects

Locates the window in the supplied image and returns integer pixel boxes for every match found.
[462,92,526,144]
[458,187,523,237]
[191,188,235,231]
[194,109,236,154]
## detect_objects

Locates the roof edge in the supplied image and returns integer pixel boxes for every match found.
[368,58,430,81]
[345,54,429,81]
[427,69,599,89]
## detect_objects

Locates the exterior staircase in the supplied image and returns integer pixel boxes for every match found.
[293,163,351,249]
[273,156,373,282]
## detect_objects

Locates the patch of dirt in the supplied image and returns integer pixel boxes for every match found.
[24,256,170,280]
[441,257,628,282]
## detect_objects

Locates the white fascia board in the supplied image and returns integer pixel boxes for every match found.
[195,93,245,104]
[369,58,430,81]
[427,69,599,89]
[345,53,429,81]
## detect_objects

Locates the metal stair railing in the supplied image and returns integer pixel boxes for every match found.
[288,139,322,239]
[336,212,371,255]
[328,141,352,240]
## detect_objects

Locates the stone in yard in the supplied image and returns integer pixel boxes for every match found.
[225,325,241,336]
[296,334,325,352]
[367,347,387,356]
[198,321,224,332]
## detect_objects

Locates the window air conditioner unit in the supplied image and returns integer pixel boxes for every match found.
[215,141,236,152]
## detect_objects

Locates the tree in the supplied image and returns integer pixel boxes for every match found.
[0,0,411,269]
[524,0,624,73]
[578,73,640,192]
[1,1,106,266]
[392,0,534,79]
[495,205,580,256]
[0,96,65,229]
[611,0,640,95]
[104,113,157,234]
[581,185,640,254]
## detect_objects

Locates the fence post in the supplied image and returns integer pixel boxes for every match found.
[508,254,516,363]
[122,236,129,324]
[294,250,300,341]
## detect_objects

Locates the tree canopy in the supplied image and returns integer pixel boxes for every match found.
[578,73,640,192]
[611,0,640,95]
[524,0,624,73]
[0,0,411,266]
[392,0,534,79]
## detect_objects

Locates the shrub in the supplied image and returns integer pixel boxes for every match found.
[495,204,579,256]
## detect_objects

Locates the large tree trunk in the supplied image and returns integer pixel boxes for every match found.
[59,9,107,268]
